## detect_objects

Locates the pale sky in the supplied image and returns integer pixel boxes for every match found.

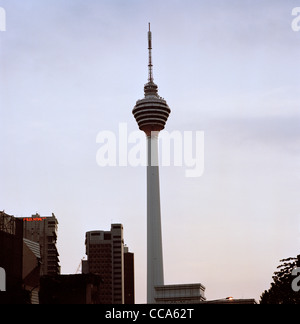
[0,0,300,303]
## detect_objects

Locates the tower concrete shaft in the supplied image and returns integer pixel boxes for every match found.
[132,24,171,304]
[147,134,164,303]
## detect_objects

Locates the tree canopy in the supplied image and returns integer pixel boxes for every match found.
[260,256,300,304]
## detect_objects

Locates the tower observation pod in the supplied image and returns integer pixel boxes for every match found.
[132,23,171,304]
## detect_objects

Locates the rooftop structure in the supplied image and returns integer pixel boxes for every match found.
[155,283,206,304]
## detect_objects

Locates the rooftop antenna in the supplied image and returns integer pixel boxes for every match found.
[148,22,153,83]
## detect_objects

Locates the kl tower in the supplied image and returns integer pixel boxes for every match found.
[132,23,171,304]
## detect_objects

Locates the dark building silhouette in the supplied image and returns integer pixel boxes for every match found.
[83,224,135,304]
[22,238,41,303]
[0,212,57,304]
[0,212,25,303]
[39,274,102,304]
[0,212,42,303]
[124,246,135,304]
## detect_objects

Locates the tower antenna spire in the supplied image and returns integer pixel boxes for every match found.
[148,22,153,83]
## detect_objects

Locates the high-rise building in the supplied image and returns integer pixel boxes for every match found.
[83,224,134,304]
[132,24,171,303]
[22,213,60,276]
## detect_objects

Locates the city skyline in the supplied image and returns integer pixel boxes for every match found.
[0,0,300,303]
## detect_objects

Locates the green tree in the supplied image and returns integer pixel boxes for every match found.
[260,256,300,304]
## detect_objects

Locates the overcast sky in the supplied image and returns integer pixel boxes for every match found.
[0,0,300,303]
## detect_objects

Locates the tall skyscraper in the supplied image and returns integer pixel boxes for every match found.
[22,214,60,276]
[132,24,171,304]
[83,224,134,304]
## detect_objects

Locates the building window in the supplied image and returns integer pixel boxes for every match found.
[104,233,111,240]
